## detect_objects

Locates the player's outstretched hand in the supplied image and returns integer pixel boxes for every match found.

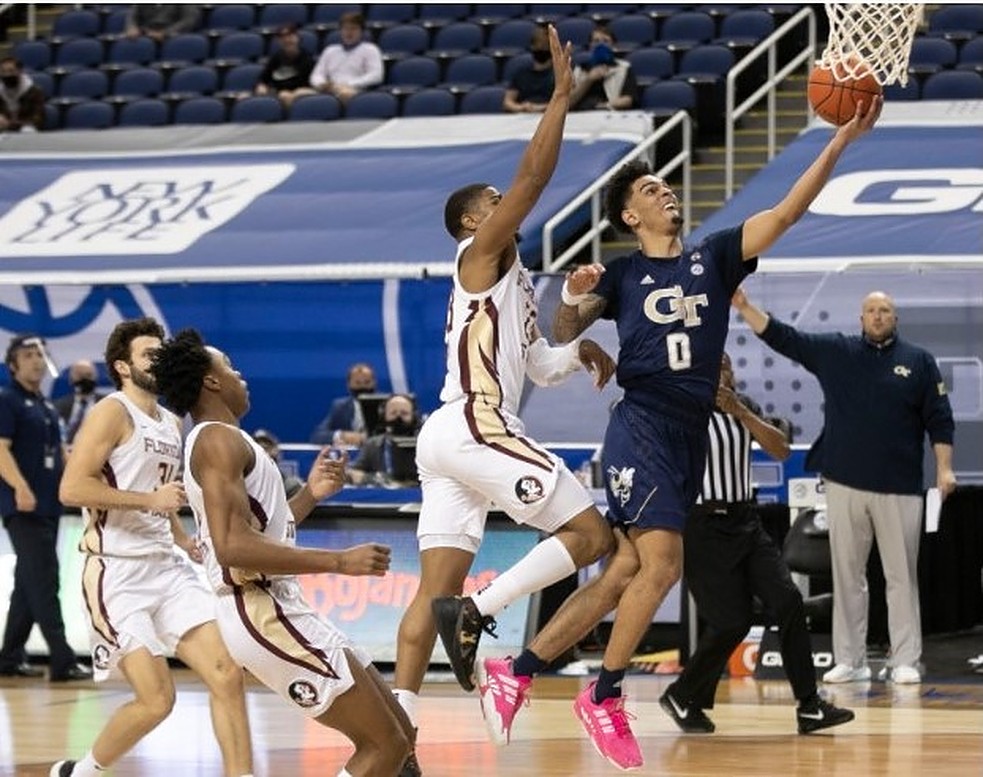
[307,447,347,500]
[338,543,392,577]
[565,263,605,297]
[579,339,616,389]
[838,93,882,143]
[548,24,573,99]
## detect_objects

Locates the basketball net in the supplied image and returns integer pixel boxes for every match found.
[820,3,924,87]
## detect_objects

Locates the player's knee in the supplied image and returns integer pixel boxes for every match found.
[207,656,245,700]
[139,685,176,723]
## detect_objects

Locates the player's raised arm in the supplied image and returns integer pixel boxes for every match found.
[463,25,573,283]
[741,95,882,261]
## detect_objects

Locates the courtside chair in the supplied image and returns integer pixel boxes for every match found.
[118,98,170,127]
[608,14,658,50]
[343,90,398,119]
[13,40,52,72]
[922,69,983,99]
[229,95,283,123]
[64,100,115,130]
[288,93,343,121]
[627,47,676,88]
[402,88,456,117]
[173,96,227,124]
[459,84,506,114]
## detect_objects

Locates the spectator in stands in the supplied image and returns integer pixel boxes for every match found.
[309,362,378,446]
[309,11,384,105]
[125,4,200,42]
[255,23,316,109]
[252,428,304,498]
[733,287,956,686]
[503,25,555,113]
[570,24,638,112]
[0,57,44,133]
[52,359,108,446]
[346,394,420,487]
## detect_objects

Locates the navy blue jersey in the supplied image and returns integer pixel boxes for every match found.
[594,225,755,428]
[0,382,64,518]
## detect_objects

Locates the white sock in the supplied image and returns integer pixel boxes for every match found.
[72,753,107,776]
[392,688,419,728]
[472,536,576,617]
[337,770,353,777]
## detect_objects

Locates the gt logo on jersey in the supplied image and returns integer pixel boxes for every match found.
[894,365,911,378]
[643,285,709,328]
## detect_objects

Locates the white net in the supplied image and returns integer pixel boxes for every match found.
[820,3,925,87]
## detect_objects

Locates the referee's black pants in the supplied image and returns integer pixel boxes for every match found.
[670,504,817,710]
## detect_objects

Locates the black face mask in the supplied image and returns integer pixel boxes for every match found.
[1,75,19,89]
[73,378,96,394]
[386,419,415,436]
[531,49,551,64]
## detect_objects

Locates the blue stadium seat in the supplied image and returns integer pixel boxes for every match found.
[958,36,983,73]
[103,8,129,36]
[29,70,55,99]
[402,88,456,116]
[118,98,170,127]
[659,10,716,49]
[159,34,210,67]
[527,4,582,24]
[378,24,431,58]
[459,85,506,114]
[640,80,697,112]
[43,102,61,130]
[52,38,105,72]
[112,67,164,99]
[555,17,595,50]
[288,93,343,121]
[627,47,675,87]
[366,4,416,32]
[501,52,534,84]
[922,69,983,99]
[211,31,264,67]
[908,37,959,78]
[386,56,441,94]
[417,4,471,29]
[220,63,264,95]
[883,80,921,101]
[928,5,983,43]
[583,5,640,23]
[56,69,110,101]
[344,91,398,119]
[715,9,775,49]
[64,100,114,130]
[230,96,283,123]
[442,54,498,92]
[13,40,52,72]
[430,22,485,57]
[310,4,362,30]
[674,44,735,79]
[165,65,219,97]
[51,9,101,41]
[486,19,538,54]
[258,4,310,31]
[173,96,227,124]
[471,4,527,25]
[608,14,657,48]
[206,5,256,33]
[106,36,157,68]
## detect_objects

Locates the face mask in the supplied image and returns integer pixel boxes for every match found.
[387,418,415,436]
[73,378,96,394]
[1,75,19,89]
[531,49,551,64]
[590,43,615,67]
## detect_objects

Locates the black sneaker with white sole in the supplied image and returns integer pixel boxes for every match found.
[797,696,855,734]
[431,595,497,692]
[659,688,716,733]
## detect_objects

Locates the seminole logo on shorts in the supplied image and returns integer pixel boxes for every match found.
[92,644,111,671]
[288,679,320,708]
[515,476,545,504]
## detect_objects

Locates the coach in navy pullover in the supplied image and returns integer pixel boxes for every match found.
[732,287,956,685]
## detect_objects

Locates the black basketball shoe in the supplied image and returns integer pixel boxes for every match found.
[431,595,497,692]
[659,688,716,733]
[797,695,855,734]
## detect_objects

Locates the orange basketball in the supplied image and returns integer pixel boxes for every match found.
[807,59,882,126]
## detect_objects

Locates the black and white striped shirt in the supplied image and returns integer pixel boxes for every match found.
[700,407,753,504]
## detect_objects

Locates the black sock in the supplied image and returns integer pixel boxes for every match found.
[512,649,548,679]
[593,666,625,702]
[798,691,820,710]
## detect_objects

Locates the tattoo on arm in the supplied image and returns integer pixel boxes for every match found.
[553,294,606,343]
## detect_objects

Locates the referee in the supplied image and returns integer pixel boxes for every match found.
[659,353,854,734]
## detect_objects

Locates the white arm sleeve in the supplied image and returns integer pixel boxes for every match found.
[526,337,582,387]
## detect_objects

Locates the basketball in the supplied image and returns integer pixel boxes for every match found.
[807,60,882,126]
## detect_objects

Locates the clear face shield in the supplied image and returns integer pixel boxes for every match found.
[17,336,60,379]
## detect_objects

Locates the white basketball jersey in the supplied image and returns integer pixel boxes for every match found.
[184,422,295,594]
[439,236,537,418]
[80,392,182,558]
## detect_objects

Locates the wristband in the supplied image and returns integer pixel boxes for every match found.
[561,281,587,307]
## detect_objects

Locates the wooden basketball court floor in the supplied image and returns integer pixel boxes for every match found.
[2,670,981,776]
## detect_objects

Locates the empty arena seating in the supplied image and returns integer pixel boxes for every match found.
[13,4,983,132]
